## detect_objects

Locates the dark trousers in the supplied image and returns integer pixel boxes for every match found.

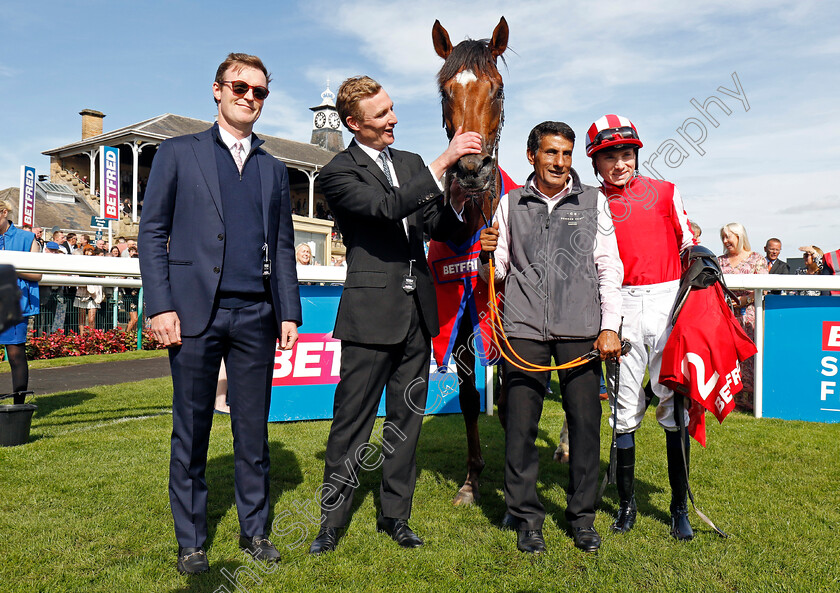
[168,300,278,548]
[502,338,601,530]
[320,305,430,528]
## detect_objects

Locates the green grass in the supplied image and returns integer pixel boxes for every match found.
[1,375,838,593]
[0,349,167,374]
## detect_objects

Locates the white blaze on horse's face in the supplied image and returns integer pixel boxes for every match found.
[441,68,503,189]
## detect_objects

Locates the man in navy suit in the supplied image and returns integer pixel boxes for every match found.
[139,53,301,575]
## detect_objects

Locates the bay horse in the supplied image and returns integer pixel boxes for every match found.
[431,18,571,507]
[431,17,508,506]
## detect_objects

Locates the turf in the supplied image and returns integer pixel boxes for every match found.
[1,376,837,593]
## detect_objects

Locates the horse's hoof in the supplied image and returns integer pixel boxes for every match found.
[453,486,476,506]
[553,447,570,464]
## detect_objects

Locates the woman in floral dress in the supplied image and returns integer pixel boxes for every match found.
[718,222,768,411]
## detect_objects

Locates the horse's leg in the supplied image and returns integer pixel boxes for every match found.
[452,318,485,506]
[496,364,507,431]
[553,417,570,464]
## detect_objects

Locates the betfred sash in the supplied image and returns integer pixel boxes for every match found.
[428,168,519,367]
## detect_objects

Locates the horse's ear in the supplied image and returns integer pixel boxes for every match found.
[490,16,509,58]
[432,19,453,59]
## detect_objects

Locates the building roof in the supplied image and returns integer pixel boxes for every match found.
[43,113,337,170]
[0,185,99,232]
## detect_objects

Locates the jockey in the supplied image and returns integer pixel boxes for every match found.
[586,114,698,540]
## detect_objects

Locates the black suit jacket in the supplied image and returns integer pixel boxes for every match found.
[768,259,790,275]
[139,125,302,336]
[319,141,461,344]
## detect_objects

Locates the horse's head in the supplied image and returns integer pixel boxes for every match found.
[433,17,508,195]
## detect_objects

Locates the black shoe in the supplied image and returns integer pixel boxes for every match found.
[516,529,546,554]
[309,526,341,555]
[670,504,694,541]
[376,514,423,548]
[573,526,601,553]
[500,512,520,531]
[611,496,637,533]
[238,535,281,562]
[177,546,209,575]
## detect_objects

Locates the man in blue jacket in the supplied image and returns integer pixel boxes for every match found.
[139,53,301,575]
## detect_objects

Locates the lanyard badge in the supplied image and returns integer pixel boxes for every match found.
[402,259,417,294]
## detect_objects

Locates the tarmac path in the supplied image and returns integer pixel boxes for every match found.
[1,356,172,396]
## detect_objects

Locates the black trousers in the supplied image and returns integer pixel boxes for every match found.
[320,305,430,528]
[502,337,601,530]
[168,300,278,548]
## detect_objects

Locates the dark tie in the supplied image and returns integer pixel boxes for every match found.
[377,151,393,186]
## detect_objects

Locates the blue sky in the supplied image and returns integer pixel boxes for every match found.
[2,0,838,260]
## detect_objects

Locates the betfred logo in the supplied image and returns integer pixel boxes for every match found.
[431,250,480,284]
[823,322,840,352]
[273,333,341,386]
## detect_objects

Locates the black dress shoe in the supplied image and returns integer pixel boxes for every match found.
[573,526,601,553]
[177,546,209,575]
[238,535,281,562]
[516,529,546,554]
[500,512,520,531]
[376,514,424,548]
[309,526,341,555]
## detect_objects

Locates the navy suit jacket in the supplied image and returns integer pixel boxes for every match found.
[319,140,462,345]
[139,125,302,337]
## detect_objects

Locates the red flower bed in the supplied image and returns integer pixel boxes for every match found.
[24,328,165,360]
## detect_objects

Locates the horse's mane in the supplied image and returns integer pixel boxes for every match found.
[437,38,506,92]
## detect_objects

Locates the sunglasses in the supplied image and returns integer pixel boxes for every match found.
[222,80,269,101]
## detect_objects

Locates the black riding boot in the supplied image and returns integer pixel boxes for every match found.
[665,429,694,541]
[611,445,637,533]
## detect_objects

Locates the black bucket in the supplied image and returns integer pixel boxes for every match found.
[0,403,37,447]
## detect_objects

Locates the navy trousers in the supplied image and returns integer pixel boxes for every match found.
[168,300,278,548]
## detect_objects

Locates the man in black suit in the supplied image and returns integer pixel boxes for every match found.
[139,53,301,574]
[765,238,790,274]
[309,76,482,554]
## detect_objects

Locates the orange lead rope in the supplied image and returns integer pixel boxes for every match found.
[486,256,627,371]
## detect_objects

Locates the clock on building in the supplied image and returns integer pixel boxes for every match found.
[314,111,327,128]
[328,112,341,129]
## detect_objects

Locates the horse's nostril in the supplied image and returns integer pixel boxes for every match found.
[458,154,484,175]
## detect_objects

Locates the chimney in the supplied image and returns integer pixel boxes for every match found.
[80,109,105,139]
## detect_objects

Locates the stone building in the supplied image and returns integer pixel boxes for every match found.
[28,85,346,264]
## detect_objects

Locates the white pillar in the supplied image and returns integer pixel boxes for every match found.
[88,148,97,198]
[307,170,316,218]
[753,288,764,418]
[131,141,140,223]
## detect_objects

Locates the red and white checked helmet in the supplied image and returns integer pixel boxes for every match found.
[585,114,643,157]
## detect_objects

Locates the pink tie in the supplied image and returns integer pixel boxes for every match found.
[232,142,244,173]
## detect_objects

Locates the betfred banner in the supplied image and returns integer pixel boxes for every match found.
[763,295,840,422]
[18,166,36,227]
[268,285,485,422]
[99,146,120,220]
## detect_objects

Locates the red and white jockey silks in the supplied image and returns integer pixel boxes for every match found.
[428,167,520,367]
[659,283,757,446]
[585,114,643,157]
[604,175,697,287]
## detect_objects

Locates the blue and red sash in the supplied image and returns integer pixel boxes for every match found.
[428,167,520,367]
